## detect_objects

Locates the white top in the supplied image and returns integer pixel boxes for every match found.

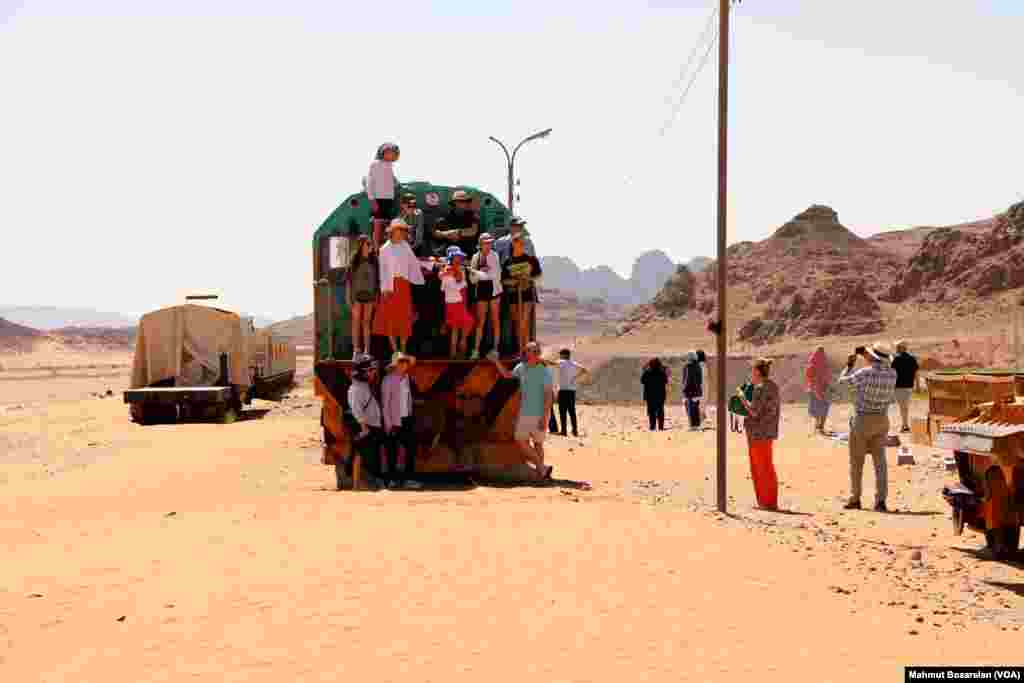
[378,240,426,294]
[469,250,503,296]
[365,159,396,200]
[441,272,468,303]
[347,380,381,428]
[557,359,584,391]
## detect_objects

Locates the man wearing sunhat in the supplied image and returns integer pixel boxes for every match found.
[433,189,479,257]
[381,351,423,489]
[495,216,536,262]
[838,342,898,511]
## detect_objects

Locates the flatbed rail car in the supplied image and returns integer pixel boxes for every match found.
[125,303,296,424]
[939,398,1024,560]
[312,182,539,484]
[919,371,1021,446]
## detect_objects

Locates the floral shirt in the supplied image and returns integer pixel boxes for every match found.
[744,379,781,441]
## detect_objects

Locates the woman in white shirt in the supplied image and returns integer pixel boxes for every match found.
[374,219,431,354]
[469,233,502,360]
[441,246,476,359]
[365,143,399,248]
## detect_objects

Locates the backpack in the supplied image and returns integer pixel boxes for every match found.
[728,382,754,416]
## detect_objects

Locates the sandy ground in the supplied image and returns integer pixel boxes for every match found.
[3,360,1024,682]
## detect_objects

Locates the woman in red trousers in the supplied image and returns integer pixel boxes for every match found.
[737,358,781,511]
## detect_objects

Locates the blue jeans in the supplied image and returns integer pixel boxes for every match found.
[685,398,701,428]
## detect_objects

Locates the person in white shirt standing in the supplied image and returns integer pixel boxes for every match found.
[365,142,400,248]
[374,219,431,354]
[469,232,502,360]
[555,348,590,437]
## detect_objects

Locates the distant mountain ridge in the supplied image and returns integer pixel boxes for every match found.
[539,251,710,305]
[0,306,273,330]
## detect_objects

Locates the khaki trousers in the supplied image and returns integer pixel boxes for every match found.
[848,413,889,505]
[893,388,912,429]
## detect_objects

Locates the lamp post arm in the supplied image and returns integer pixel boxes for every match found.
[488,136,512,167]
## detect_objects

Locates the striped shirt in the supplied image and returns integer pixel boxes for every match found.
[838,362,897,415]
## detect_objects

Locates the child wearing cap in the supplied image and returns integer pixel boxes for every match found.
[365,143,400,248]
[469,232,502,360]
[441,246,476,359]
[345,235,378,358]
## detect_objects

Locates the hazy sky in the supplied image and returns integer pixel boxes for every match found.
[2,1,1022,321]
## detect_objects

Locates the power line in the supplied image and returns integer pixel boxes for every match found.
[663,5,719,105]
[658,20,720,137]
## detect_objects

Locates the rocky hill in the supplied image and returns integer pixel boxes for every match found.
[0,317,45,352]
[540,251,710,305]
[633,200,1024,346]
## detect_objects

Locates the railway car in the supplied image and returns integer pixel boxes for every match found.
[312,181,542,486]
[125,298,295,424]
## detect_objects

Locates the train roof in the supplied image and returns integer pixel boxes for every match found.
[312,181,510,243]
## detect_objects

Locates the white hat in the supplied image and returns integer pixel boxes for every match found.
[867,342,892,361]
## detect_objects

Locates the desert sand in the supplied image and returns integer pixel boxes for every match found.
[3,350,1024,682]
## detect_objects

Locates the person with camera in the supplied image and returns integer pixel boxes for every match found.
[837,343,898,511]
[345,355,387,490]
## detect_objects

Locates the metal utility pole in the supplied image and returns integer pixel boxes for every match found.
[715,0,731,513]
[488,128,553,214]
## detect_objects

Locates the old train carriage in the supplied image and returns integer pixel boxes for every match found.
[125,299,295,424]
[312,182,540,484]
[931,371,1024,560]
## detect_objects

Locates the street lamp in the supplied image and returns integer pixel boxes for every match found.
[488,128,552,215]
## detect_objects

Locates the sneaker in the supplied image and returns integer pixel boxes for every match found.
[843,499,861,510]
[873,501,888,513]
[404,480,424,490]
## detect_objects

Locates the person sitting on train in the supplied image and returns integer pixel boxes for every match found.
[434,189,479,257]
[375,219,432,354]
[494,215,536,262]
[397,192,426,256]
[501,229,543,355]
[345,235,379,359]
[365,142,400,248]
[468,232,502,360]
[441,246,476,359]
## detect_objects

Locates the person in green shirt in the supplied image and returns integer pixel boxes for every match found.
[492,341,554,481]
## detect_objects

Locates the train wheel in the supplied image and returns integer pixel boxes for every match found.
[984,526,1020,561]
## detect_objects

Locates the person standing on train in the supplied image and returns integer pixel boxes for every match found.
[345,235,378,359]
[501,230,543,355]
[375,219,431,355]
[469,232,502,360]
[365,143,400,248]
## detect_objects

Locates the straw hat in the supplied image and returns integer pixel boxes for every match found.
[867,342,893,361]
[387,351,416,369]
[450,189,472,203]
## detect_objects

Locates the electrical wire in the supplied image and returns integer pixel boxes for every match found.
[658,19,720,137]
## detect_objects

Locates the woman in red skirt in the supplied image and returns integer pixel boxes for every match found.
[441,246,475,359]
[736,357,782,511]
[374,219,429,354]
